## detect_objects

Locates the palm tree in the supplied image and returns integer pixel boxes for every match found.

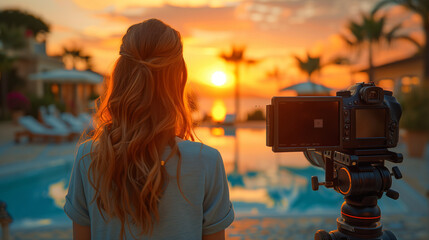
[266,66,284,93]
[341,13,408,82]
[372,0,429,82]
[81,55,93,70]
[62,46,92,70]
[220,46,257,122]
[294,53,322,82]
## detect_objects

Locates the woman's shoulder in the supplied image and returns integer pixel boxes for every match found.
[76,140,93,157]
[178,140,221,167]
[179,140,220,157]
[74,140,94,170]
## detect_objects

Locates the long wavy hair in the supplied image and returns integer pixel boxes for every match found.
[86,19,194,238]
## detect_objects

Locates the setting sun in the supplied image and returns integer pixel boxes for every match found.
[211,71,227,86]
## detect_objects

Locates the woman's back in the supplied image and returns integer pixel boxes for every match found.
[65,140,234,239]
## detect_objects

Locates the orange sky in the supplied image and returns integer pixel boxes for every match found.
[0,0,423,98]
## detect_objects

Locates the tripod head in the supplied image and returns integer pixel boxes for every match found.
[304,150,403,240]
[306,149,403,200]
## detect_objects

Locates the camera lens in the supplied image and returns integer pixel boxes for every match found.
[304,151,325,168]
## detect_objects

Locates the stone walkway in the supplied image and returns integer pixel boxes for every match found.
[8,215,429,240]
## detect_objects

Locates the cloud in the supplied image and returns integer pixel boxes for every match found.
[45,0,421,94]
[95,11,133,24]
[72,0,242,10]
[236,2,287,25]
[95,4,254,40]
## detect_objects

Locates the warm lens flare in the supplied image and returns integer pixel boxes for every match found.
[211,71,227,86]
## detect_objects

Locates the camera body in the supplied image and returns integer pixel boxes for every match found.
[266,82,402,153]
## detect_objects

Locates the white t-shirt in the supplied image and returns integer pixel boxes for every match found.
[64,140,234,239]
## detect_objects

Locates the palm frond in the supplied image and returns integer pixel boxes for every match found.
[348,21,365,43]
[371,0,396,15]
[330,56,351,65]
[294,53,322,79]
[385,23,402,44]
[220,46,246,63]
[340,34,356,47]
[396,35,423,51]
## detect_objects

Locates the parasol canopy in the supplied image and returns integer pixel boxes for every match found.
[280,82,332,95]
[29,69,103,84]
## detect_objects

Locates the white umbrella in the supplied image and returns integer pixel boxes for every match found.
[280,82,332,95]
[29,69,103,84]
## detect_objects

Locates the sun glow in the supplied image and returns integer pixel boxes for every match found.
[211,71,227,86]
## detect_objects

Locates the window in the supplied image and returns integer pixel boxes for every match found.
[401,76,420,93]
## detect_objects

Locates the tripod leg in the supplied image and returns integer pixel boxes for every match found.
[383,230,397,240]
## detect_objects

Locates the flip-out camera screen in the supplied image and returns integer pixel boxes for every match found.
[355,109,386,138]
[275,98,341,151]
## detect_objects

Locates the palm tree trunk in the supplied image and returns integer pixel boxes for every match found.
[234,62,240,122]
[368,42,375,83]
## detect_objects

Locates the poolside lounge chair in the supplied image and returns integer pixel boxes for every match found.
[15,116,73,143]
[78,112,94,130]
[39,105,49,122]
[78,112,92,124]
[223,114,236,125]
[39,106,82,136]
[47,104,60,118]
[61,112,86,133]
[43,114,82,135]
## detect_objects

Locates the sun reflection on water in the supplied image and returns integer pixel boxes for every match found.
[48,180,68,208]
[211,100,227,122]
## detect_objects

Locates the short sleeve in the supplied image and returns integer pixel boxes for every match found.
[64,143,91,226]
[202,151,234,235]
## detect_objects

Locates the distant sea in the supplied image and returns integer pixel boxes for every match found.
[195,97,271,121]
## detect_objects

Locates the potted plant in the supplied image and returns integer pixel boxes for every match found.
[399,86,429,158]
[6,91,30,124]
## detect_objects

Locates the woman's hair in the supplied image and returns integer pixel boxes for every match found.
[86,18,194,237]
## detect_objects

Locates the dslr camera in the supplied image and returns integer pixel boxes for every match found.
[266,82,403,240]
[267,82,401,153]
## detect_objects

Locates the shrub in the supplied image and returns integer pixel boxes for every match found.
[398,86,429,132]
[27,94,66,118]
[6,91,30,111]
[247,109,265,121]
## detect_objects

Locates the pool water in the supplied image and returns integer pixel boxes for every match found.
[0,159,73,228]
[0,126,409,229]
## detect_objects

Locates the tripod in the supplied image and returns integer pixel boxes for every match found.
[310,150,403,240]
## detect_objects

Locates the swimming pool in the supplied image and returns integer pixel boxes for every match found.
[0,126,411,230]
